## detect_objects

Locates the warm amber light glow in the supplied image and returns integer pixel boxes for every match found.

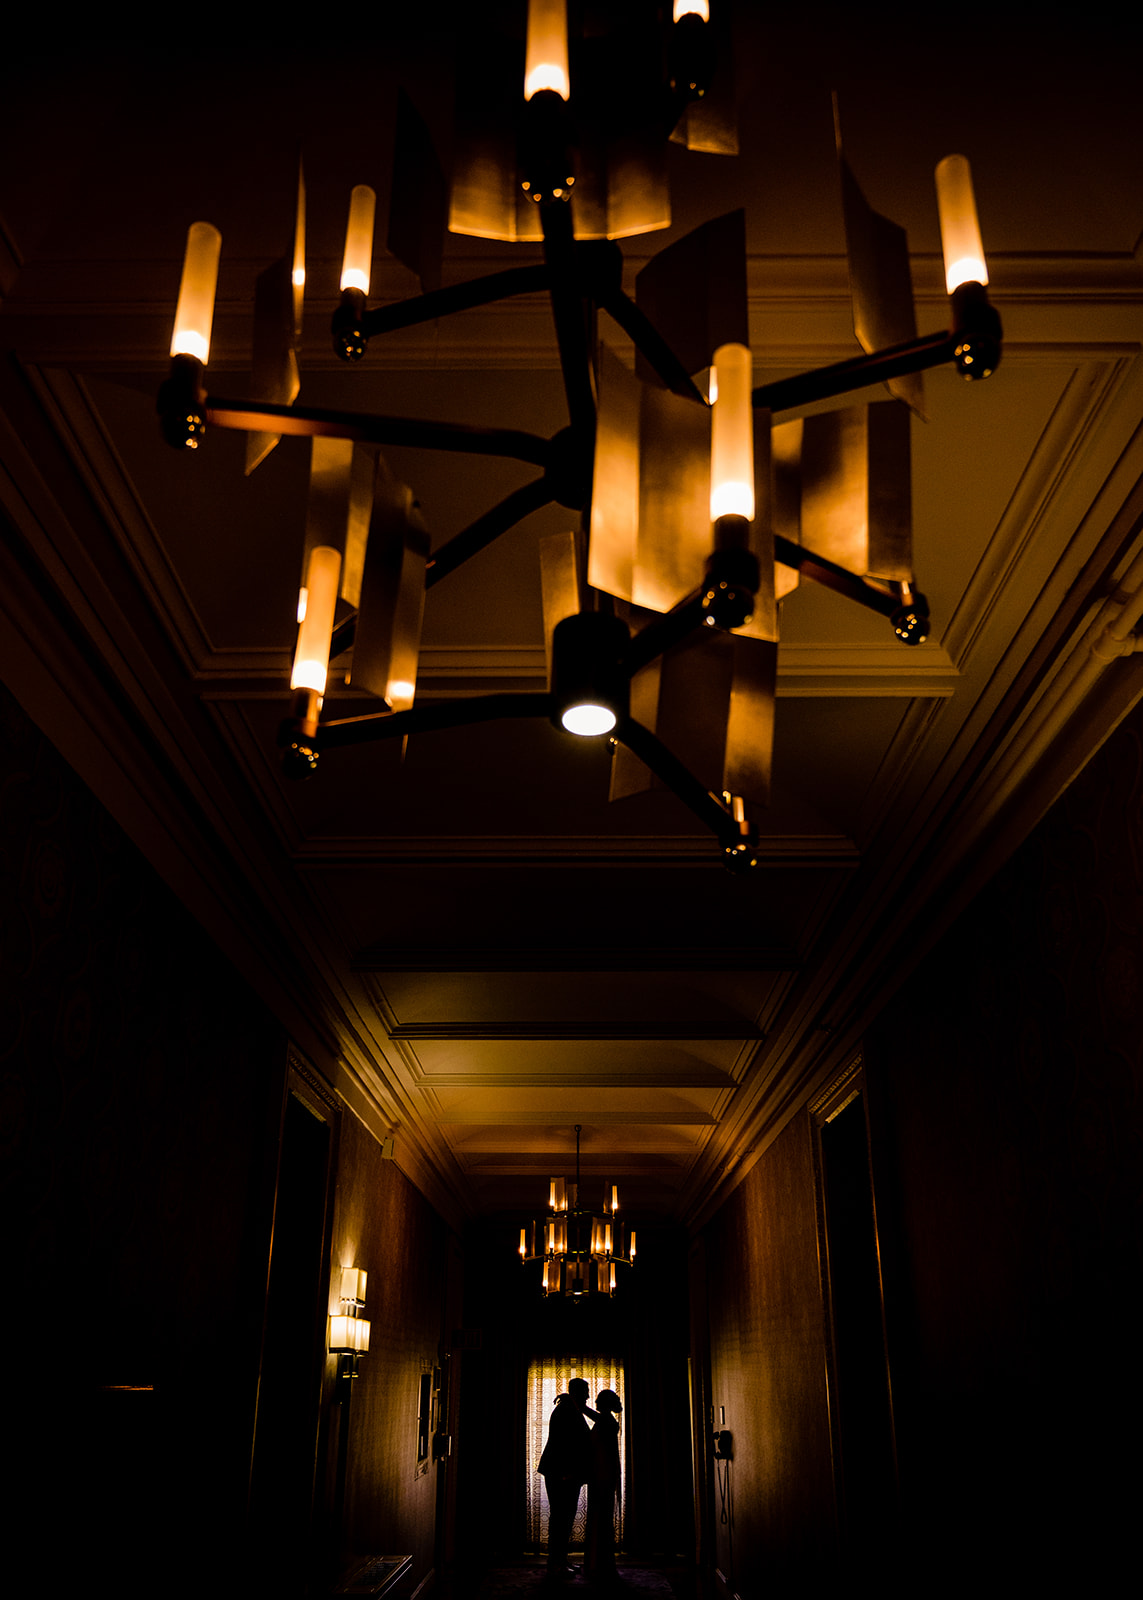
[291,545,341,694]
[170,221,222,363]
[935,154,988,293]
[340,185,377,294]
[630,1230,636,1259]
[519,1228,527,1257]
[296,586,308,624]
[673,0,709,17]
[710,342,755,521]
[524,0,570,100]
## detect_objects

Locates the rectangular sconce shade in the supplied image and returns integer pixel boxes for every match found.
[935,155,988,294]
[341,185,377,294]
[524,0,570,100]
[291,545,342,694]
[340,1267,367,1305]
[170,222,222,363]
[330,1312,370,1353]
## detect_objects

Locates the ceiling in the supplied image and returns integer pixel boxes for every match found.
[2,14,1142,1233]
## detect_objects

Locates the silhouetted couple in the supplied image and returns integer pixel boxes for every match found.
[538,1378,623,1585]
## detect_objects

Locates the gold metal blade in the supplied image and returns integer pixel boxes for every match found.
[302,438,377,611]
[634,210,748,385]
[351,464,430,711]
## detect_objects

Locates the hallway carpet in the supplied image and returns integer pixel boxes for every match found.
[438,1561,699,1599]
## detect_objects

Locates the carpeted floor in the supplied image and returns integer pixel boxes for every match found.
[434,1560,700,1598]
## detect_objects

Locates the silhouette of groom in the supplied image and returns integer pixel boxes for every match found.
[538,1378,593,1577]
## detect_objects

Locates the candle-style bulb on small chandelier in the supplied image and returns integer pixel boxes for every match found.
[519,1125,635,1298]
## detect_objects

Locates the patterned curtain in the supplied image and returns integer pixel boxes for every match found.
[525,1353,626,1553]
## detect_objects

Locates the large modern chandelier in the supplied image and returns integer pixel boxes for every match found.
[158,0,1001,868]
[518,1124,635,1298]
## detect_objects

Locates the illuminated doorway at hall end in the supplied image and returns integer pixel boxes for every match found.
[525,1354,626,1554]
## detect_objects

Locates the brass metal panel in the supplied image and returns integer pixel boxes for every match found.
[724,636,777,807]
[837,138,925,418]
[796,401,912,582]
[588,346,643,603]
[244,258,300,477]
[388,89,447,293]
[605,130,671,240]
[866,400,913,581]
[609,659,661,802]
[656,630,735,797]
[635,382,711,612]
[634,210,748,384]
[771,418,803,602]
[539,529,582,678]
[449,37,543,244]
[351,466,430,711]
[302,438,377,611]
[801,406,870,575]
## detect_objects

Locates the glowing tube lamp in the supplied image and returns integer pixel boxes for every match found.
[170,222,222,363]
[340,185,377,294]
[524,0,570,101]
[935,155,988,294]
[673,1,709,17]
[291,545,342,695]
[710,342,755,521]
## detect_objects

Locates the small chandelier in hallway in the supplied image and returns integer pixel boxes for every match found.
[520,1125,635,1297]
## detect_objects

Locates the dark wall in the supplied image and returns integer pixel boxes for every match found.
[865,708,1143,1590]
[0,679,459,1599]
[696,702,1143,1596]
[695,1114,837,1597]
[0,681,286,1593]
[456,1218,694,1567]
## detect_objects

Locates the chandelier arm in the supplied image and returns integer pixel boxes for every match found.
[752,329,957,416]
[314,693,554,751]
[598,290,707,404]
[425,478,555,589]
[540,203,597,443]
[615,717,738,845]
[625,592,707,676]
[202,397,551,467]
[359,264,552,338]
[774,536,901,618]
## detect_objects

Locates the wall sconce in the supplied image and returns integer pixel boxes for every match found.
[330,1266,370,1383]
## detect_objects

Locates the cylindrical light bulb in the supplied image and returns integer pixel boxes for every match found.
[935,155,988,294]
[519,1228,526,1258]
[291,545,341,695]
[170,222,222,363]
[630,1230,636,1260]
[341,185,377,294]
[524,0,570,100]
[673,1,709,18]
[710,343,755,521]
